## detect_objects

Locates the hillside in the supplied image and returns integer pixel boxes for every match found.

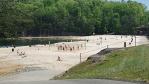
[55,45,149,83]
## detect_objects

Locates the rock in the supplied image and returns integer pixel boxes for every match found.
[87,48,122,63]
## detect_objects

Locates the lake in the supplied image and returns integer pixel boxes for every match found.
[0,38,78,47]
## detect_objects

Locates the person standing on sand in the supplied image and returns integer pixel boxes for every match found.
[131,37,133,42]
[12,48,14,52]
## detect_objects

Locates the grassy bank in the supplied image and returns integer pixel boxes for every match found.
[55,45,149,82]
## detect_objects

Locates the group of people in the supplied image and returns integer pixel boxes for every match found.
[17,49,27,58]
[11,44,27,58]
[56,43,84,52]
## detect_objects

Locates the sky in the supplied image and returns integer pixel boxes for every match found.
[137,0,149,10]
[109,0,149,10]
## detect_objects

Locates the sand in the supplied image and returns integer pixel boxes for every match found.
[0,35,148,80]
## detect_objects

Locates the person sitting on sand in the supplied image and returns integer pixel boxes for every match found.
[21,52,27,58]
[57,56,62,61]
[17,49,20,55]
[129,42,131,45]
[21,51,25,55]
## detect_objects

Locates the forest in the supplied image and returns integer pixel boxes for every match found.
[0,0,149,38]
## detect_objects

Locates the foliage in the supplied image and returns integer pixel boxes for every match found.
[0,0,149,37]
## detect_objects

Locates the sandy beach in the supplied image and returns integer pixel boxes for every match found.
[0,35,148,81]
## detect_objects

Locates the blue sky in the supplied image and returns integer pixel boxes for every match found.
[109,0,149,10]
[136,0,149,10]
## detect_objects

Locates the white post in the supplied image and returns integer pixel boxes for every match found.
[80,53,82,63]
[49,41,51,50]
[135,36,136,46]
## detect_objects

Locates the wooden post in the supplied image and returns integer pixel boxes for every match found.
[80,53,82,63]
[124,42,126,48]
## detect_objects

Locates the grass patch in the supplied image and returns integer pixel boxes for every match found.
[55,45,149,82]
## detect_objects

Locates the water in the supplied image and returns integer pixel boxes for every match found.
[0,38,74,47]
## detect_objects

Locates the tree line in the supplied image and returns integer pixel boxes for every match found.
[0,0,149,38]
